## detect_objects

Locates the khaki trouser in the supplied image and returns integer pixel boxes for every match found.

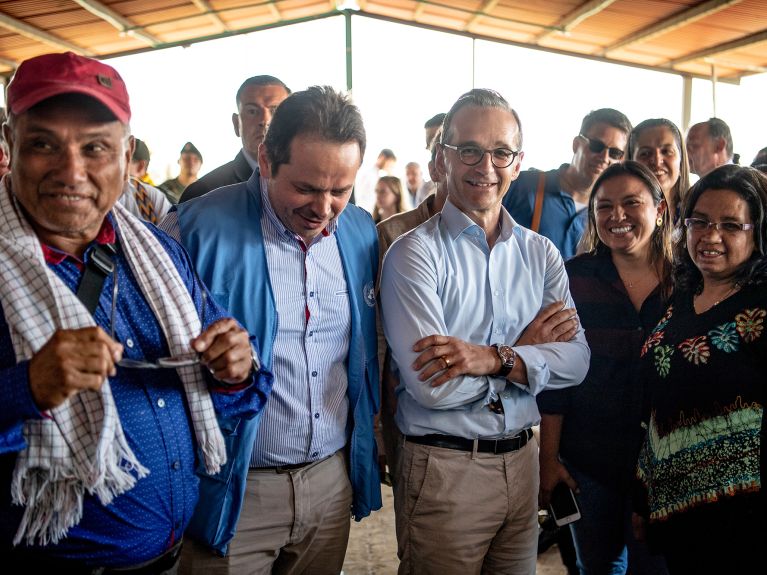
[394,438,539,575]
[180,450,352,575]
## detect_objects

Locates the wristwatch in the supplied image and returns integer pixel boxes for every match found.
[492,344,516,378]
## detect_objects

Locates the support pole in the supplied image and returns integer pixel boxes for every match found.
[681,75,692,131]
[345,10,353,92]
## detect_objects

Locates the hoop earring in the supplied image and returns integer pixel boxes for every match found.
[656,216,663,227]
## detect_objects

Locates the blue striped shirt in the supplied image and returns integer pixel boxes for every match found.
[251,179,350,466]
[161,180,352,467]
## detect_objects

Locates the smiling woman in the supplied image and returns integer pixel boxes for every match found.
[537,161,672,574]
[635,165,767,572]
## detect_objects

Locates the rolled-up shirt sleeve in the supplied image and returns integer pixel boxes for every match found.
[381,233,504,410]
[381,213,588,413]
[513,240,589,396]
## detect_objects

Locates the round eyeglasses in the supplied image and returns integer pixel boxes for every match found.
[442,143,520,168]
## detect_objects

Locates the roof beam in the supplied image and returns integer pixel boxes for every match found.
[601,0,743,56]
[0,10,94,55]
[464,0,500,31]
[72,0,162,46]
[667,28,767,67]
[0,55,18,69]
[71,1,159,45]
[267,1,283,20]
[190,0,231,32]
[536,0,617,42]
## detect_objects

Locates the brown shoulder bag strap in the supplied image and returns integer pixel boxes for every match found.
[531,172,546,233]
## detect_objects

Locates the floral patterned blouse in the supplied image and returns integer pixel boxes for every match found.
[637,284,765,525]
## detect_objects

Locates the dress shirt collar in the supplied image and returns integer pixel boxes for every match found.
[242,148,259,171]
[441,197,515,244]
[259,175,336,245]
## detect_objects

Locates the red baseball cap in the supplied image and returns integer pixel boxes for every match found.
[6,52,131,123]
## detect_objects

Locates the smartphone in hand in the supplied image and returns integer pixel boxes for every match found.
[548,482,581,527]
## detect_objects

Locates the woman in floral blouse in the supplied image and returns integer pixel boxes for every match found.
[635,165,767,573]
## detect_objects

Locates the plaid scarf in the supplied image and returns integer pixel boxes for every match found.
[0,179,226,546]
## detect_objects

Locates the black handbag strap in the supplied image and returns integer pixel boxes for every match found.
[76,242,117,314]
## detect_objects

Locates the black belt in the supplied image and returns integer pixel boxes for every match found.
[252,454,333,474]
[5,539,182,574]
[405,428,533,454]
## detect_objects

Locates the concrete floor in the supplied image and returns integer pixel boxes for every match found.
[342,487,567,574]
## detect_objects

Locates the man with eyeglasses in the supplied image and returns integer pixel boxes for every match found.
[503,108,632,260]
[0,53,270,572]
[380,89,589,574]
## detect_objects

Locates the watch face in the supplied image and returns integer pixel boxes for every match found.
[498,345,514,367]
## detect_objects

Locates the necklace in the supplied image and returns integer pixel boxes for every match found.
[694,284,739,313]
[619,271,656,290]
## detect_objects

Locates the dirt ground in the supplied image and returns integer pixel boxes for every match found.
[342,487,567,574]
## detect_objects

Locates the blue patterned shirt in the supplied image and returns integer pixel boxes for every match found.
[0,216,269,567]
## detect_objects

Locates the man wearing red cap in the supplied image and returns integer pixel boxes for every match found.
[0,52,272,572]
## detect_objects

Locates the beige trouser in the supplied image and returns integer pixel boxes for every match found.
[394,438,539,575]
[180,450,353,575]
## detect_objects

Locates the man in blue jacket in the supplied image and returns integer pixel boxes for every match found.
[162,86,381,574]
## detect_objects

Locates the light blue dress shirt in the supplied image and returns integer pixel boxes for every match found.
[380,199,589,439]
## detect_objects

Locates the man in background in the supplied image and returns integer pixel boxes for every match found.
[160,141,203,203]
[502,108,631,259]
[686,117,736,177]
[180,75,290,203]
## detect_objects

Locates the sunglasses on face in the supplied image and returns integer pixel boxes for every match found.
[578,134,624,160]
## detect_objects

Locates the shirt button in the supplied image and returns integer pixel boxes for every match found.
[126,338,134,348]
[171,461,181,470]
[311,370,318,377]
[157,398,166,408]
[309,331,314,337]
[314,412,320,419]
[312,451,318,458]
[309,291,315,297]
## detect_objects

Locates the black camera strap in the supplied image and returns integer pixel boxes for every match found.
[75,242,117,314]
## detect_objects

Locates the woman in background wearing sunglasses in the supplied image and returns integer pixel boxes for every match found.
[628,119,690,221]
[634,165,767,573]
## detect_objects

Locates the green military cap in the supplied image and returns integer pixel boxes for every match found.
[180,141,202,161]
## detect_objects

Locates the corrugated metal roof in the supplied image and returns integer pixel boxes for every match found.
[0,0,765,80]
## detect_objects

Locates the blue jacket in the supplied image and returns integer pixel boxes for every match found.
[502,165,587,260]
[175,172,382,555]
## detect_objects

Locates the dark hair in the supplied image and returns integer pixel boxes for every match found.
[628,118,690,212]
[441,89,523,150]
[424,113,446,129]
[705,117,734,160]
[580,108,632,137]
[235,75,290,107]
[263,86,365,176]
[751,146,767,167]
[379,148,396,161]
[674,164,767,292]
[580,161,673,298]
